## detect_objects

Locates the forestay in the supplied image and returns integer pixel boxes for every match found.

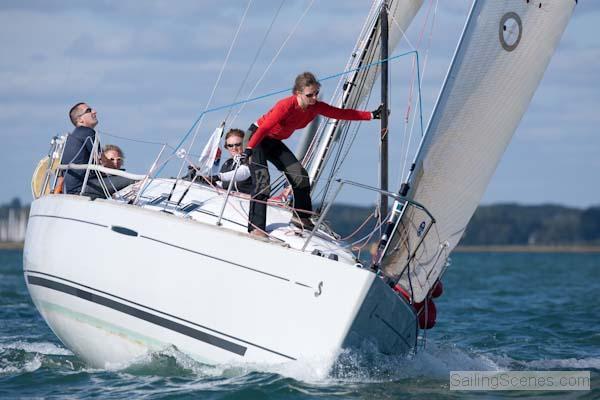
[382,0,576,302]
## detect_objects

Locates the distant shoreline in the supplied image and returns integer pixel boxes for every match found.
[0,242,24,250]
[455,245,600,253]
[2,241,600,253]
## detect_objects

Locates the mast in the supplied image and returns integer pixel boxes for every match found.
[305,0,424,191]
[379,0,389,217]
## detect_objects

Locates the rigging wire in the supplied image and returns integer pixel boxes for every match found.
[310,0,430,214]
[299,3,379,171]
[321,0,381,112]
[313,63,376,202]
[229,0,316,128]
[224,0,286,122]
[312,1,439,279]
[315,87,375,210]
[346,208,393,248]
[385,2,416,50]
[165,0,254,203]
[301,0,381,189]
[397,0,438,182]
[98,130,173,148]
[185,0,254,154]
[314,29,382,211]
[204,0,254,117]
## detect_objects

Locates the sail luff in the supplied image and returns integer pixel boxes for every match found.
[381,0,577,302]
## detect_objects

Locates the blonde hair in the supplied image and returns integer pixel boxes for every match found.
[103,144,124,158]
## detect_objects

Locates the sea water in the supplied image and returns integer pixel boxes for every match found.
[1,249,598,399]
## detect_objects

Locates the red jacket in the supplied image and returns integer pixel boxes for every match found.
[247,95,372,149]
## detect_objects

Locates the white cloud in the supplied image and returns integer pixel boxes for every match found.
[0,0,597,207]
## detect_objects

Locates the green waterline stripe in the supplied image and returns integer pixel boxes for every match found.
[37,299,167,349]
[28,275,248,357]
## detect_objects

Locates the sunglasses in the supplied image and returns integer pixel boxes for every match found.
[304,90,319,98]
[226,142,242,148]
[77,107,93,118]
[108,157,123,162]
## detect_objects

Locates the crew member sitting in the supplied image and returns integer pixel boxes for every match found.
[184,129,252,195]
[99,144,137,194]
[100,144,125,169]
[218,129,252,194]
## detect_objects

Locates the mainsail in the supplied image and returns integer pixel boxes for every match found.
[306,0,423,186]
[381,0,576,302]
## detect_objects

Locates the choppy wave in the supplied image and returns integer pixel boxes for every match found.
[2,340,73,356]
[0,352,42,375]
[8,337,595,383]
[327,342,500,383]
[518,357,600,371]
[121,346,226,377]
[93,341,502,384]
[0,340,81,376]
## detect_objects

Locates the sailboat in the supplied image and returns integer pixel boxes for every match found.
[23,0,576,374]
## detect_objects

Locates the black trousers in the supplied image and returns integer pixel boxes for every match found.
[248,138,312,232]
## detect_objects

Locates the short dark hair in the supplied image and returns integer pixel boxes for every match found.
[69,102,86,126]
[225,128,245,141]
[293,72,321,94]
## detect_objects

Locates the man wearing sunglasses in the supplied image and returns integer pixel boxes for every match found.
[59,102,99,195]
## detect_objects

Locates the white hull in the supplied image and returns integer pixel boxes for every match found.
[24,191,417,374]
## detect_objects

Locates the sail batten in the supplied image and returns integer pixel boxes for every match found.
[382,0,576,302]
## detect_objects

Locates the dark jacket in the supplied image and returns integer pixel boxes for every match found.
[60,126,97,194]
[220,158,252,194]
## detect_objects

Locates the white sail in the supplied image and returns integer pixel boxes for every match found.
[306,0,423,185]
[341,0,423,110]
[382,0,576,302]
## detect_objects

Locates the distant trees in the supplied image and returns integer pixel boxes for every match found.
[459,204,599,245]
[324,203,600,246]
[580,206,600,243]
[460,204,586,245]
[2,198,599,245]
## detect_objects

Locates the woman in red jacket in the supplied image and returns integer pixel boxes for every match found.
[244,72,384,237]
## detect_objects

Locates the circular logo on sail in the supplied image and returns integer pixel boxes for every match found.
[499,12,522,52]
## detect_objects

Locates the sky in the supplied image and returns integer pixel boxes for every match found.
[0,0,598,208]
